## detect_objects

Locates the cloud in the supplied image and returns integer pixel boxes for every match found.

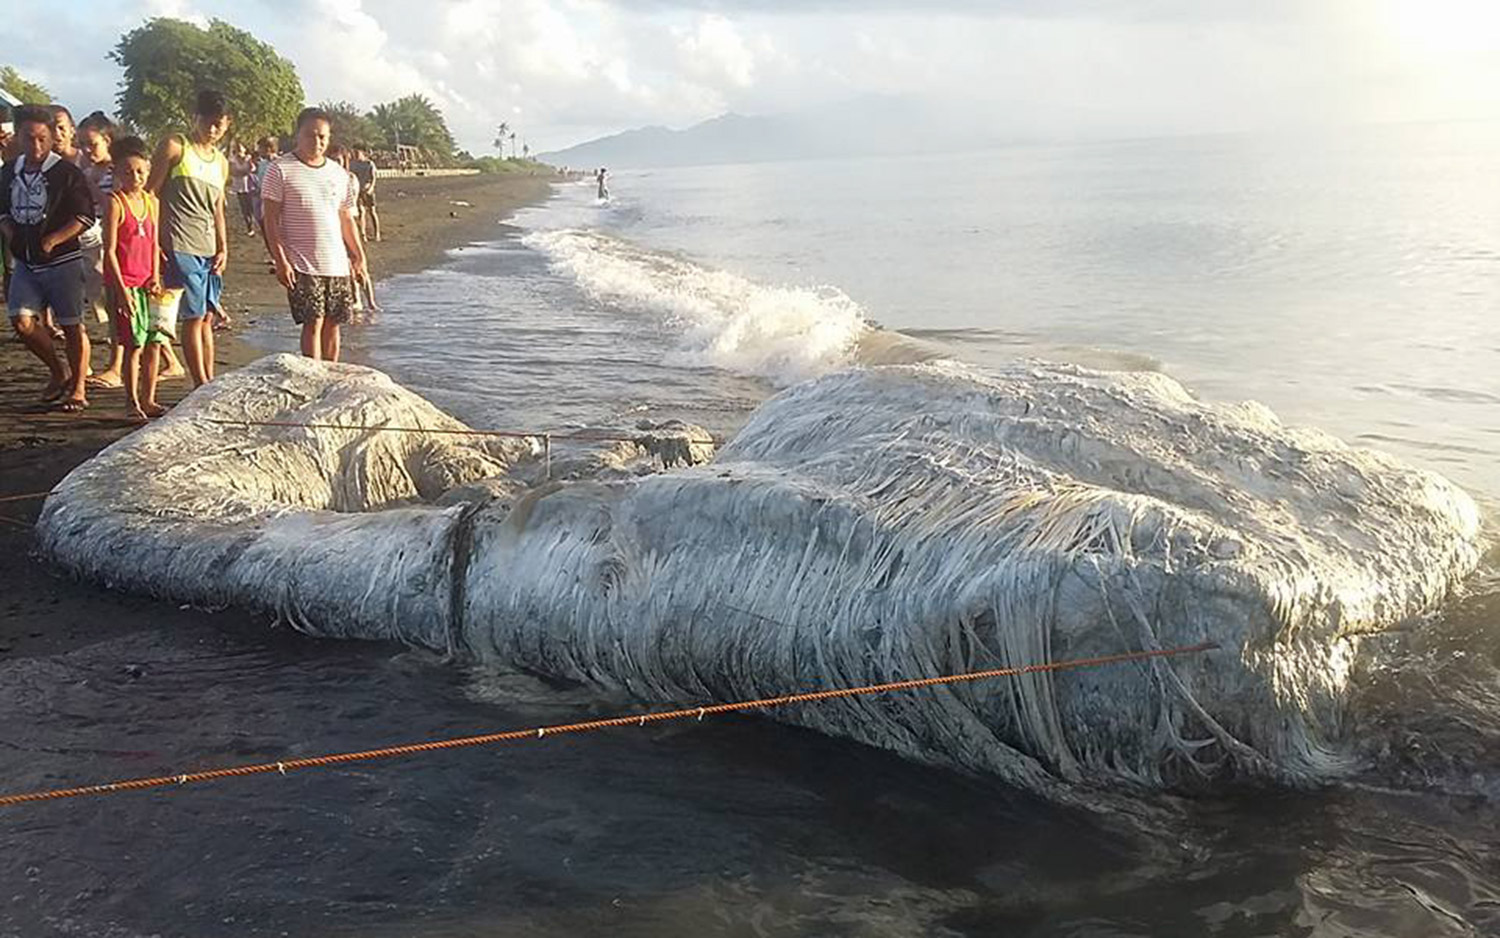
[6,0,1500,154]
[577,0,1308,23]
[676,15,758,88]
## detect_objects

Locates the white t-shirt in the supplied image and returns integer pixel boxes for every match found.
[261,153,355,278]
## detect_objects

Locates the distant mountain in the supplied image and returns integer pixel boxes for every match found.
[540,96,1005,169]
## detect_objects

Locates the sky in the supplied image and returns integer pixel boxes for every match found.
[6,0,1500,154]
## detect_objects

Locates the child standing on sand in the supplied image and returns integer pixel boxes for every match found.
[83,119,184,391]
[103,136,167,420]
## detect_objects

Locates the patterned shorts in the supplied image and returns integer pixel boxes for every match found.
[287,271,354,326]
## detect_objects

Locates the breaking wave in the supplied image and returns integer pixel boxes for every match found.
[36,355,1485,807]
[522,228,869,385]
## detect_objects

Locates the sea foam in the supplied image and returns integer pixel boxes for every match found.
[523,228,867,385]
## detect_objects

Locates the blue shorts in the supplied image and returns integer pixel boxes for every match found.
[7,257,86,327]
[164,252,222,321]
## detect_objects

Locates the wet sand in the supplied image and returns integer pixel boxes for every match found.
[0,171,556,660]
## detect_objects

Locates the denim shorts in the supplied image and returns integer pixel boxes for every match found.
[7,257,86,327]
[163,252,223,321]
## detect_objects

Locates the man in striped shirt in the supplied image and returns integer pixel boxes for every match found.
[261,107,367,362]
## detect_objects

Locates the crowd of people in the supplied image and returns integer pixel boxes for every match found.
[0,90,383,419]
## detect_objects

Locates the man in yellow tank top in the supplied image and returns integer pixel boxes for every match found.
[147,90,230,388]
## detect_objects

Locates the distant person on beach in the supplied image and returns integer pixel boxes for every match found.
[102,135,167,421]
[596,167,609,200]
[328,145,379,316]
[251,135,277,239]
[349,146,380,242]
[261,107,367,362]
[148,89,231,387]
[228,142,256,236]
[0,106,96,411]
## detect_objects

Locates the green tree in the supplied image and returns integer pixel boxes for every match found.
[0,65,52,105]
[319,99,382,150]
[370,94,456,163]
[112,18,303,143]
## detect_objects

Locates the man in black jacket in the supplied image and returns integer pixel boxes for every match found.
[0,105,94,410]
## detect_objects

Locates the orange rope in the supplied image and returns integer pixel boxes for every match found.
[201,418,722,446]
[0,642,1216,807]
[0,490,54,504]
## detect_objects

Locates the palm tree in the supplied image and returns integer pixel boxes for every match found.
[370,94,455,162]
[319,99,381,149]
[509,131,517,159]
[522,142,530,160]
[493,122,510,157]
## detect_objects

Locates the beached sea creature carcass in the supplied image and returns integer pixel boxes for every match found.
[37,354,1482,798]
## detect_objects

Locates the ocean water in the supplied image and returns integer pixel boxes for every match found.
[5,125,1500,937]
[352,120,1500,504]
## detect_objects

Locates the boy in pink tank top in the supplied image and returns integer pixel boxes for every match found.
[102,136,167,420]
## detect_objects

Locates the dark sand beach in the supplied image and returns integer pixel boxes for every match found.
[0,172,555,661]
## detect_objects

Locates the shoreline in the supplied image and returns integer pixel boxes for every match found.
[0,171,557,660]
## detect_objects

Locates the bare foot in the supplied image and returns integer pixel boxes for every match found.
[142,402,169,418]
[126,405,149,422]
[87,370,124,389]
[161,363,187,380]
[57,397,89,414]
